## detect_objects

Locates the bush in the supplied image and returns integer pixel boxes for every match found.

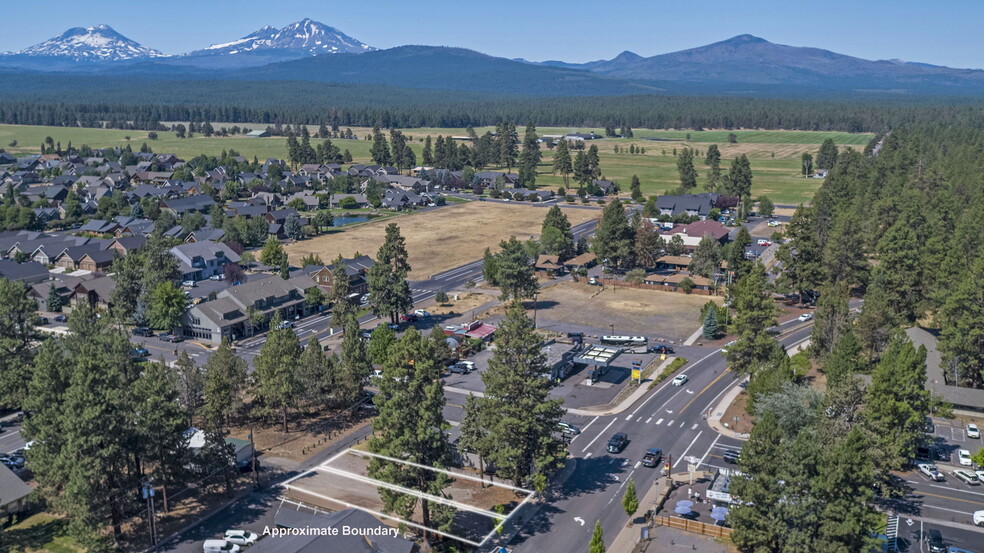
[679,277,695,294]
[339,196,358,209]
[625,268,646,284]
[435,291,449,304]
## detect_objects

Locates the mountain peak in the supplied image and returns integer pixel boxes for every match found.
[190,18,375,57]
[718,34,771,46]
[16,24,164,61]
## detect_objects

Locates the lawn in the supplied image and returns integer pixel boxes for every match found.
[283,201,599,279]
[1,512,85,553]
[0,124,865,204]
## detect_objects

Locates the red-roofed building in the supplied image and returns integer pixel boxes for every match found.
[662,220,731,250]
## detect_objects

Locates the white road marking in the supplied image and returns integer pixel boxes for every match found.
[585,452,593,458]
[667,420,674,426]
[655,418,664,425]
[581,418,617,453]
[699,434,722,468]
[679,421,686,428]
[646,417,652,423]
[691,423,699,430]
[625,415,633,421]
[634,461,641,469]
[573,517,585,526]
[674,431,703,468]
[570,416,599,444]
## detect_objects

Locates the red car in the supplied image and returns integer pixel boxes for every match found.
[399,313,418,323]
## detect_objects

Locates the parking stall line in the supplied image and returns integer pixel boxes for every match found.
[655,418,664,425]
[581,418,617,453]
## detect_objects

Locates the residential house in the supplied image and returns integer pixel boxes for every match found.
[78,219,120,236]
[329,193,368,208]
[170,241,240,281]
[655,193,721,219]
[182,276,314,343]
[563,252,597,271]
[246,129,271,138]
[306,255,375,296]
[0,464,31,515]
[72,276,116,308]
[77,249,117,272]
[661,220,731,250]
[107,235,147,256]
[535,254,564,275]
[161,195,215,216]
[0,259,48,284]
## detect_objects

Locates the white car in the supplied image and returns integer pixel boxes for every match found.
[721,340,737,353]
[967,423,981,439]
[974,509,984,526]
[414,309,431,317]
[756,239,771,246]
[671,374,689,386]
[182,280,197,288]
[209,274,224,281]
[797,313,814,322]
[958,448,973,466]
[223,530,258,546]
[767,220,781,227]
[917,463,945,482]
[203,539,240,553]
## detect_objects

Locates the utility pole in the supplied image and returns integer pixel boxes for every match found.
[142,480,158,549]
[249,426,259,489]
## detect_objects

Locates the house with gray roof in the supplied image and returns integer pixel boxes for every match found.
[161,195,215,216]
[0,259,49,284]
[0,463,31,515]
[655,193,721,219]
[170,241,240,281]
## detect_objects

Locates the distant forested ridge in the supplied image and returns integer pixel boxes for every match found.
[2,73,984,131]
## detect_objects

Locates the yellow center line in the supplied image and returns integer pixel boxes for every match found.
[679,368,731,415]
[919,490,984,507]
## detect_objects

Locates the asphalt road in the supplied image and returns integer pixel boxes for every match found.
[0,416,27,454]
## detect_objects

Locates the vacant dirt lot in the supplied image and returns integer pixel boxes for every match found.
[284,202,598,278]
[533,281,722,341]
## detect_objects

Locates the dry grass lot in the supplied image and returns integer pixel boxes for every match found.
[533,281,722,341]
[284,202,598,278]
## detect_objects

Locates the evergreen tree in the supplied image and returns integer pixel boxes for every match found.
[811,283,851,358]
[367,223,414,323]
[147,281,187,331]
[254,313,302,433]
[298,337,336,409]
[814,428,881,553]
[589,521,606,553]
[202,339,248,432]
[469,302,566,487]
[816,138,839,170]
[573,150,590,185]
[338,313,370,404]
[677,147,698,190]
[368,328,454,537]
[854,275,897,361]
[541,205,575,259]
[422,135,433,166]
[629,174,642,201]
[873,221,921,322]
[705,144,722,190]
[487,236,538,301]
[703,307,721,339]
[634,220,666,269]
[370,126,392,165]
[863,335,931,472]
[592,199,634,270]
[0,278,39,408]
[497,122,519,172]
[327,255,354,321]
[518,123,541,188]
[622,479,639,518]
[553,139,572,186]
[757,196,775,217]
[822,329,866,387]
[689,234,721,278]
[368,324,398,364]
[823,212,869,286]
[133,361,191,513]
[729,412,786,553]
[46,282,63,312]
[775,205,824,302]
[173,350,204,425]
[726,264,781,377]
[938,254,984,387]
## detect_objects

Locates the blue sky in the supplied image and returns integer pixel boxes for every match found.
[2,0,982,68]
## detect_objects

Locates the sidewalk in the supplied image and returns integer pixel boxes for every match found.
[567,357,676,416]
[606,473,668,553]
[705,381,750,440]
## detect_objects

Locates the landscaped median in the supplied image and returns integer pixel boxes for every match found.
[649,357,688,389]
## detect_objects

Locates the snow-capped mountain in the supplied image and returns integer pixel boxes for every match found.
[13,24,164,61]
[187,18,374,57]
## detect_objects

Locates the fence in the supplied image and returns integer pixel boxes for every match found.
[653,515,733,538]
[599,279,720,296]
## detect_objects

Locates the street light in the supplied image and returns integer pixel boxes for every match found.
[610,324,615,336]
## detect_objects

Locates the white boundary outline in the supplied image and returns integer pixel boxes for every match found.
[276,447,537,547]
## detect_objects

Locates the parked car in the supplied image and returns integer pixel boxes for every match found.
[926,528,946,553]
[414,309,431,317]
[918,463,945,482]
[767,220,781,227]
[721,340,736,353]
[587,277,601,286]
[797,313,814,322]
[641,448,663,468]
[130,347,150,358]
[275,320,294,330]
[203,539,240,553]
[671,374,689,386]
[967,423,980,439]
[360,328,373,339]
[37,316,49,325]
[132,327,154,337]
[182,280,197,288]
[952,469,980,485]
[400,313,418,323]
[557,422,581,436]
[607,432,629,453]
[209,274,224,281]
[650,345,675,354]
[723,449,741,464]
[451,361,475,374]
[958,449,973,466]
[53,314,67,323]
[360,294,370,303]
[158,332,172,341]
[223,530,258,546]
[935,446,952,463]
[757,239,772,246]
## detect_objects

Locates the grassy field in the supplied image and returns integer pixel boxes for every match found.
[0,123,868,204]
[283,201,599,279]
[1,512,84,553]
